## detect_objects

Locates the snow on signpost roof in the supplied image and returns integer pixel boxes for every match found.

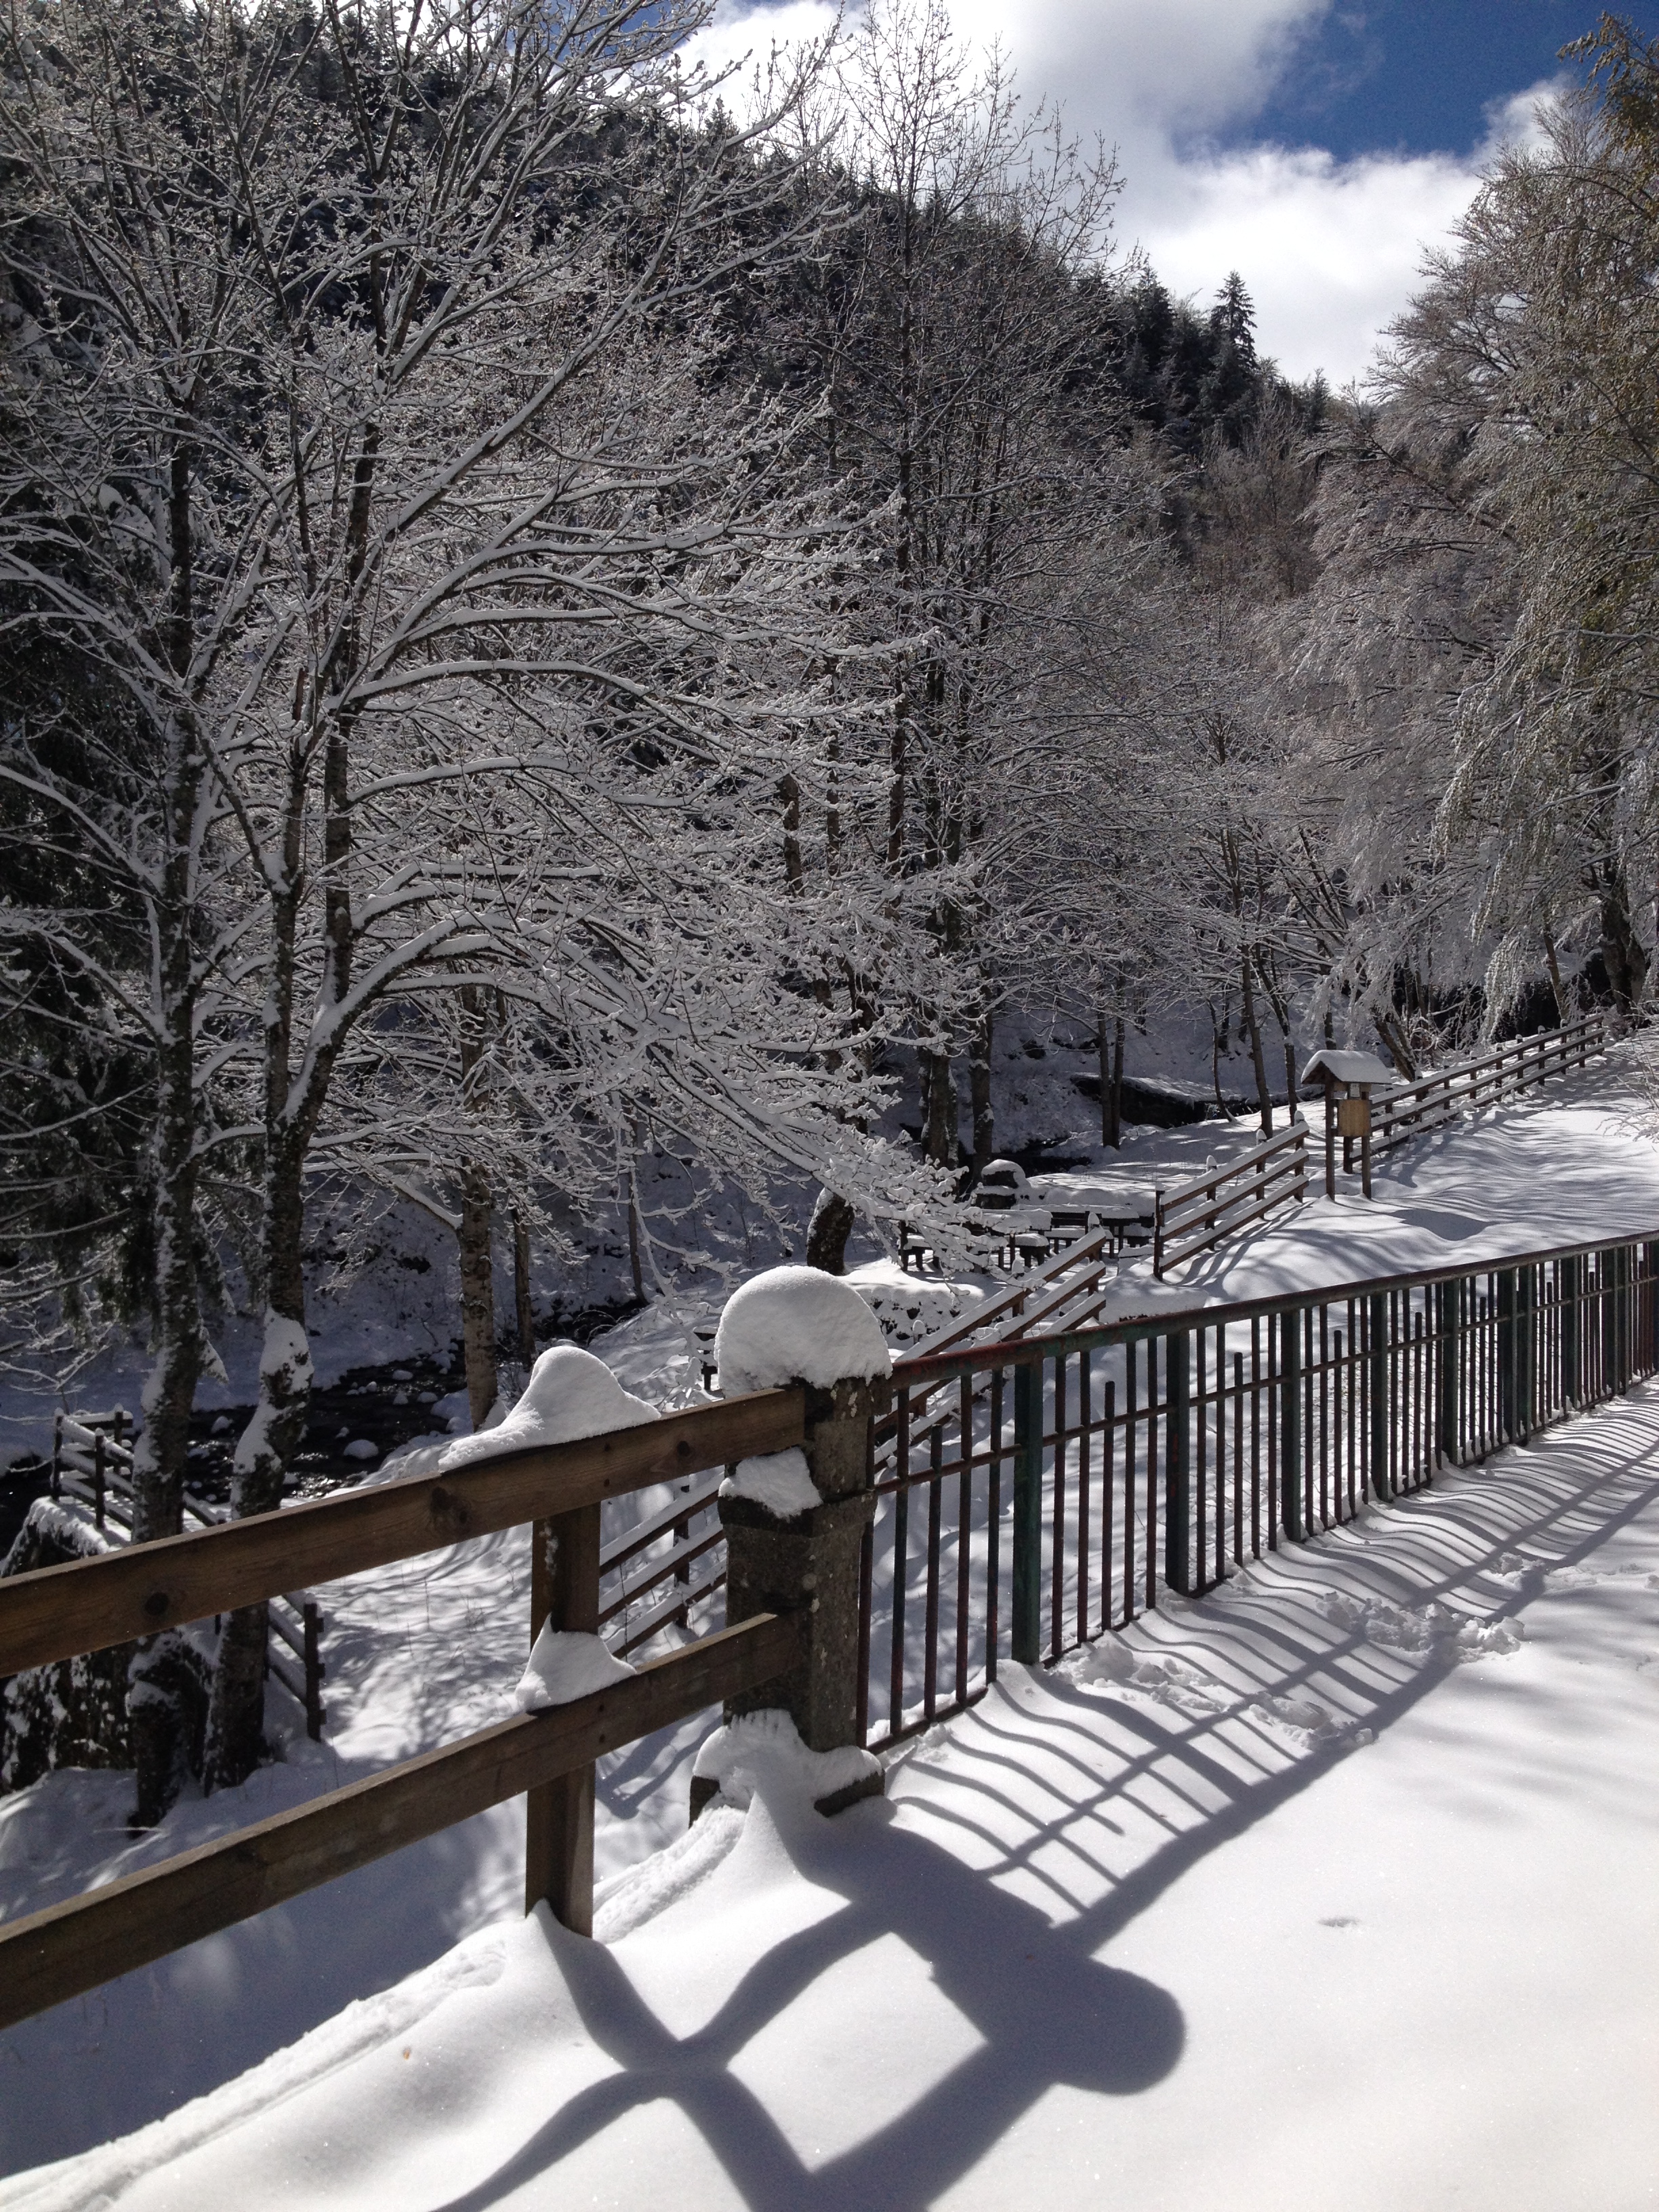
[714,1264,894,1395]
[1300,1048,1395,1088]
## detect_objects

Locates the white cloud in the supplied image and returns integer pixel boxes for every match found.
[693,3,1565,384]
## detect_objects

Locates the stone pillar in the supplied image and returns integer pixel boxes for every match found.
[719,1375,882,1753]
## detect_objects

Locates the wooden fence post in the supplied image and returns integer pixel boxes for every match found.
[1164,1331,1191,1594]
[525,1502,602,1933]
[302,1601,326,1742]
[1010,1359,1044,1662]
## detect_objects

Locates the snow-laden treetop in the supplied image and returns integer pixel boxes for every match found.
[714,1266,894,1395]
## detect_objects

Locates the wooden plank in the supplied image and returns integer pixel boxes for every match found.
[599,1478,723,1574]
[597,1522,725,1625]
[0,1610,800,2034]
[1158,1155,1305,1238]
[0,1389,802,1679]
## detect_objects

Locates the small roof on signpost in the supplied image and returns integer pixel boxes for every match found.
[1300,1048,1395,1089]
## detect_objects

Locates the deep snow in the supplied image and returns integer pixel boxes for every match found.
[7,1372,1657,2210]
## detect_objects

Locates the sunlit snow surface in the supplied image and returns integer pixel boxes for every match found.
[3,1067,1659,2204]
[6,1385,1658,2209]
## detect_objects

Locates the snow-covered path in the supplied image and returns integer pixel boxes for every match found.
[12,1371,1658,2211]
[1095,1057,1659,1323]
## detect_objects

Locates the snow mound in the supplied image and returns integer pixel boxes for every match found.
[342,1438,379,1463]
[513,1627,637,1713]
[437,1343,658,1469]
[714,1265,893,1395]
[718,1447,821,1519]
[691,1707,883,1813]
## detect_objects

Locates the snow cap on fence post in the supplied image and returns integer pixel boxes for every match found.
[699,1267,892,1816]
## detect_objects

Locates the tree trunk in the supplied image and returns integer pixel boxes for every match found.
[1373,1008,1418,1081]
[204,1136,312,1790]
[625,1171,645,1303]
[459,1163,497,1430]
[1542,931,1570,1026]
[806,1188,855,1274]
[1098,1006,1126,1149]
[1270,996,1299,1113]
[513,1212,537,1367]
[920,1047,957,1166]
[968,1008,995,1172]
[1240,951,1273,1134]
[1599,869,1649,1017]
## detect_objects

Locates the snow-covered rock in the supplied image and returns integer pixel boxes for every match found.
[714,1265,893,1395]
[718,1448,821,1519]
[512,1628,638,1713]
[690,1707,882,1814]
[437,1344,658,1470]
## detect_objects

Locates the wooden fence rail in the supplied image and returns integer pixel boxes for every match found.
[41,1410,329,1739]
[0,1389,800,1682]
[1370,1012,1614,1158]
[1153,1122,1309,1277]
[0,1612,798,2035]
[0,1380,817,2032]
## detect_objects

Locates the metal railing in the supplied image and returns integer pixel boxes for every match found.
[859,1229,1659,1749]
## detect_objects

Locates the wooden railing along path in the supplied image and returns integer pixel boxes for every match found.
[1370,1010,1615,1158]
[41,1410,327,1739]
[0,1387,806,2032]
[1147,1009,1620,1279]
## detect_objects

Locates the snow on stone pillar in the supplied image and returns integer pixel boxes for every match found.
[700,1266,892,1807]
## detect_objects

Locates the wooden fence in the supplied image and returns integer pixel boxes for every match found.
[0,1387,804,2032]
[43,1410,327,1739]
[1370,1011,1615,1158]
[1152,1122,1309,1277]
[1145,1009,1620,1279]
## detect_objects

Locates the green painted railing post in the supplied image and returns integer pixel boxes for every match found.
[1164,1330,1191,1595]
[1368,1291,1390,1502]
[1011,1359,1044,1664]
[1279,1307,1303,1540]
[1516,1266,1536,1440]
[1436,1279,1460,1468]
[1496,1269,1517,1442]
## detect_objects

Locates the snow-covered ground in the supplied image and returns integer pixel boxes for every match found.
[3,1047,1658,2198]
[7,1366,1657,2211]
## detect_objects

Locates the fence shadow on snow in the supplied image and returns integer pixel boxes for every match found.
[416,1387,1659,2212]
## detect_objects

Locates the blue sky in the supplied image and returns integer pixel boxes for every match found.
[699,1,1593,380]
[1243,0,1582,160]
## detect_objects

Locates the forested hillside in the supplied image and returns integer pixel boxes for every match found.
[3,0,1658,1812]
